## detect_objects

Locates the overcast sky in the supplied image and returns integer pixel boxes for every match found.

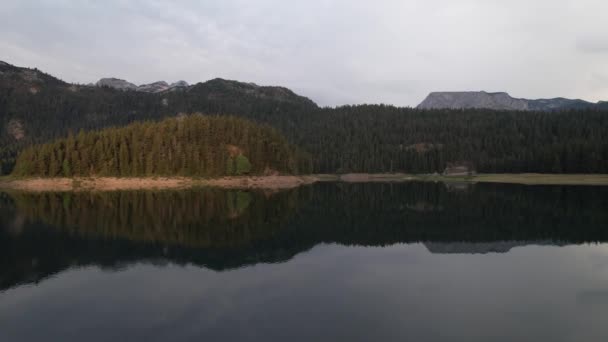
[1,0,607,107]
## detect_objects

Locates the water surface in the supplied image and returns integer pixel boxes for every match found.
[1,182,608,341]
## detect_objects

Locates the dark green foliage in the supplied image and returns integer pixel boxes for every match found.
[62,159,71,177]
[296,106,608,173]
[225,157,235,175]
[12,115,310,177]
[235,154,252,175]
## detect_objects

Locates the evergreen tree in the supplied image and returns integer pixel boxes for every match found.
[226,157,235,175]
[235,154,252,175]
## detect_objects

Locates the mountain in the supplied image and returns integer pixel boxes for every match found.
[91,74,315,104]
[0,60,66,89]
[94,75,311,101]
[417,91,607,111]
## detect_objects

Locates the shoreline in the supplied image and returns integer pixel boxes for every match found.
[0,175,320,192]
[1,173,608,192]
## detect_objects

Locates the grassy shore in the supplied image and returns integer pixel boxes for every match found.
[2,173,608,192]
[407,173,608,185]
[469,173,608,186]
[317,173,608,185]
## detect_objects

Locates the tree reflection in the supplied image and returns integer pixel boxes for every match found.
[2,182,608,290]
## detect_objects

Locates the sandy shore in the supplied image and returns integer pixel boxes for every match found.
[0,176,319,192]
[1,173,608,192]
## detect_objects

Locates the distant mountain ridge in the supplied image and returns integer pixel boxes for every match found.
[96,78,189,93]
[0,60,315,105]
[417,91,607,111]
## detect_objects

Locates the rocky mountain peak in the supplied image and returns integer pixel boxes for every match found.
[170,80,189,88]
[417,91,529,111]
[96,78,137,91]
[137,81,169,93]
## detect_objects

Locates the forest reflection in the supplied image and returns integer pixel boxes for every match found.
[2,182,608,291]
[7,189,300,248]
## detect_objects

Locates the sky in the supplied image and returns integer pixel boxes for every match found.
[1,0,607,107]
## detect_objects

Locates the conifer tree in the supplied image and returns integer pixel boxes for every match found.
[235,154,251,175]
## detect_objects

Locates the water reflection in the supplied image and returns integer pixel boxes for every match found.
[2,182,608,292]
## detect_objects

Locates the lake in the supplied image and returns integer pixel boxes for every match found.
[2,182,608,341]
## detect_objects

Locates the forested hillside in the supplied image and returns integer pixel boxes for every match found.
[0,61,315,174]
[12,115,311,177]
[3,61,608,175]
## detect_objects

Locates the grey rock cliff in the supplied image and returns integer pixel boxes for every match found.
[418,91,529,110]
[417,91,600,111]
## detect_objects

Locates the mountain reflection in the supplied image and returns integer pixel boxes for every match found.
[2,182,608,290]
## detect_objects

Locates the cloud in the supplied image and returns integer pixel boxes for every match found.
[577,37,608,54]
[1,0,608,106]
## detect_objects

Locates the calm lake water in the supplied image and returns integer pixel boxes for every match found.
[2,182,608,341]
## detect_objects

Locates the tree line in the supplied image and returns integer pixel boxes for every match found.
[292,106,608,173]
